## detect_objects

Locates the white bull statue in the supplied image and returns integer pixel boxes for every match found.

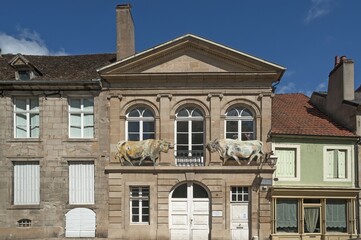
[115,139,171,166]
[206,138,264,165]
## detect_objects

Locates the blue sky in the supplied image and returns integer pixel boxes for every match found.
[1,0,360,96]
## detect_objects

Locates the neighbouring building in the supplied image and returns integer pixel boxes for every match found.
[271,93,359,240]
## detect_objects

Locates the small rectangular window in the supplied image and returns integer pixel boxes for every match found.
[14,97,39,138]
[18,70,31,80]
[130,186,149,224]
[326,149,347,179]
[231,187,248,202]
[68,98,94,138]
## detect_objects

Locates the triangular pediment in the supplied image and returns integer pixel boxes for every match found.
[98,34,285,79]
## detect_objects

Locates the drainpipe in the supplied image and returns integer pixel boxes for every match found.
[356,138,361,237]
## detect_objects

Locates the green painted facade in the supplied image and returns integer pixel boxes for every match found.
[272,136,356,187]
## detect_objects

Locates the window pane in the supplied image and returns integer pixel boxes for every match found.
[142,215,149,222]
[15,99,27,111]
[143,121,154,132]
[128,109,140,117]
[192,133,203,144]
[30,114,39,137]
[326,199,347,232]
[131,188,140,197]
[143,134,154,140]
[193,184,208,198]
[70,114,81,126]
[177,133,188,145]
[177,121,188,132]
[84,126,94,138]
[132,215,139,222]
[227,108,238,116]
[69,99,81,111]
[177,108,189,117]
[143,109,153,117]
[30,99,39,111]
[192,108,203,117]
[70,126,81,138]
[128,122,139,133]
[83,98,94,111]
[128,134,139,141]
[172,184,187,198]
[242,121,254,132]
[84,114,94,126]
[241,108,253,117]
[226,121,238,133]
[16,114,27,138]
[192,121,203,132]
[226,133,237,139]
[276,199,298,233]
[304,207,320,233]
[241,133,254,140]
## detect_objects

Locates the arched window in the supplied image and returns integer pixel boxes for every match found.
[126,107,155,141]
[175,107,204,165]
[225,106,255,140]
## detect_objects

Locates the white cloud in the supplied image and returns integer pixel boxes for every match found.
[277,82,297,94]
[0,28,66,56]
[315,81,327,92]
[305,0,333,24]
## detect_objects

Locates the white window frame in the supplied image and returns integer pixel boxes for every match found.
[323,145,352,182]
[224,106,255,140]
[13,97,40,138]
[174,107,204,156]
[13,162,40,205]
[69,161,94,205]
[230,186,249,203]
[68,98,94,138]
[125,107,155,141]
[130,186,150,224]
[273,144,301,181]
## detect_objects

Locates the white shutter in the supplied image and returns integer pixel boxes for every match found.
[69,162,94,204]
[338,150,346,178]
[275,149,295,178]
[14,162,40,205]
[326,149,335,178]
[65,208,96,237]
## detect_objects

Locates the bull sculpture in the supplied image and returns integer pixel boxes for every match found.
[206,138,264,165]
[115,139,171,166]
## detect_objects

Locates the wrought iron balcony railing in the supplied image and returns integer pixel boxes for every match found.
[175,150,204,166]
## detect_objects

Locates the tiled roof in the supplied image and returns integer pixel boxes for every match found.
[272,93,355,137]
[0,53,116,81]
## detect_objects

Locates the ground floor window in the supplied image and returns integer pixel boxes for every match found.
[130,186,149,224]
[275,198,351,235]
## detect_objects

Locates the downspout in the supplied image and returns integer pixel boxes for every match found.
[356,138,361,237]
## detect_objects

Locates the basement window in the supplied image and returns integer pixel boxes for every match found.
[18,219,31,227]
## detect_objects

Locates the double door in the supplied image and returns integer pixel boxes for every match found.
[169,183,209,240]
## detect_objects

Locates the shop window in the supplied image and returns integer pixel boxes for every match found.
[225,106,254,140]
[130,186,149,224]
[276,199,298,233]
[126,107,155,141]
[68,98,94,138]
[326,199,347,233]
[14,97,39,138]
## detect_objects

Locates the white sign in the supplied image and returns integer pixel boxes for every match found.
[212,210,223,217]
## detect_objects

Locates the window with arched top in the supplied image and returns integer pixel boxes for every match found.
[225,106,255,140]
[126,107,155,141]
[175,107,204,166]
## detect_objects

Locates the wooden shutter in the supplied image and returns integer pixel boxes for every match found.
[69,162,94,204]
[337,150,346,178]
[276,148,295,178]
[14,162,40,205]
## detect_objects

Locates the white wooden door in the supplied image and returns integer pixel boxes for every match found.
[170,183,209,240]
[230,203,249,240]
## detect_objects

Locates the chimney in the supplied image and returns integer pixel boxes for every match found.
[116,4,135,61]
[328,55,355,101]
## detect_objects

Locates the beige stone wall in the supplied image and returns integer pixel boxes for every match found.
[107,167,274,240]
[0,91,109,239]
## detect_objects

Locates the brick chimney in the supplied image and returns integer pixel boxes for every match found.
[328,55,355,101]
[116,4,135,61]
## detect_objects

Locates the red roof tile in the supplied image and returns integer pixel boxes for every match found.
[272,93,355,137]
